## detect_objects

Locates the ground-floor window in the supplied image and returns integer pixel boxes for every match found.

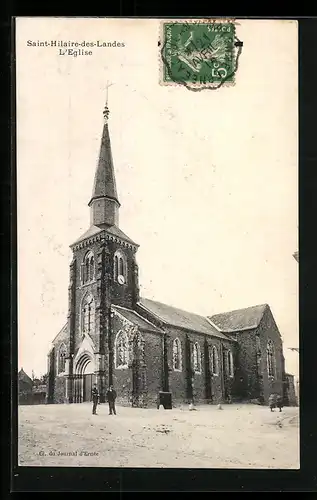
[193,342,201,374]
[115,330,129,369]
[267,339,275,377]
[210,345,219,375]
[58,343,67,374]
[227,349,234,378]
[173,338,182,371]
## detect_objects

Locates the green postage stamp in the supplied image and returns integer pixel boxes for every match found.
[160,19,242,90]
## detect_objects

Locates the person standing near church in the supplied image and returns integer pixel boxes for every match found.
[106,385,117,415]
[92,384,99,415]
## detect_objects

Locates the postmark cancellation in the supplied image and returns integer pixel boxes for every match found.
[160,19,243,91]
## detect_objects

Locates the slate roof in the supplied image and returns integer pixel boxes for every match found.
[89,121,119,205]
[71,224,138,247]
[112,305,163,334]
[71,225,103,245]
[209,304,269,333]
[138,297,229,339]
[106,225,138,246]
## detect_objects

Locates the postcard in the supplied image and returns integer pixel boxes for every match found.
[16,17,299,469]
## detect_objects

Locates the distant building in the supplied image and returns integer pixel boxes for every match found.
[18,369,33,405]
[291,250,300,402]
[18,369,47,405]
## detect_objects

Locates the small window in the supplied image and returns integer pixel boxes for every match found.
[267,339,275,378]
[193,342,201,374]
[115,331,129,369]
[81,295,95,335]
[82,251,95,284]
[210,346,219,375]
[113,250,127,283]
[173,338,182,371]
[227,349,234,378]
[58,343,67,374]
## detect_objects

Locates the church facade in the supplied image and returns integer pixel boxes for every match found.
[46,104,288,408]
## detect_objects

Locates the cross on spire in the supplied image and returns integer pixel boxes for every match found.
[103,80,114,123]
[105,80,114,106]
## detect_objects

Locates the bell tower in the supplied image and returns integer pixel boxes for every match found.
[65,89,140,404]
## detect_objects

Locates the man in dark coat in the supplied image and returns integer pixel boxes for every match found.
[106,385,117,415]
[92,384,99,415]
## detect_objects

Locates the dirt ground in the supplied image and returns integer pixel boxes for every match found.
[18,402,299,469]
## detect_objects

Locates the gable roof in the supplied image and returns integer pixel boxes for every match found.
[112,305,163,334]
[71,224,138,247]
[209,304,269,333]
[51,323,68,345]
[138,297,230,339]
[18,369,33,386]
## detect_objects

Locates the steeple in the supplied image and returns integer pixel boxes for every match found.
[88,95,120,227]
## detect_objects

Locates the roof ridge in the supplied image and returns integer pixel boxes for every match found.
[209,303,269,318]
[208,304,270,333]
[139,297,230,340]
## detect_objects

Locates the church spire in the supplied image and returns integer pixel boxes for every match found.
[88,88,120,227]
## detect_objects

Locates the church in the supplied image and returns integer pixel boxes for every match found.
[46,102,288,408]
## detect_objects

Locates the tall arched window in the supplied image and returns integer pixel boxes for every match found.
[210,346,219,375]
[193,342,201,374]
[115,330,129,369]
[113,250,127,283]
[173,338,182,371]
[58,343,67,374]
[82,295,95,335]
[227,349,234,378]
[267,340,275,377]
[82,251,95,284]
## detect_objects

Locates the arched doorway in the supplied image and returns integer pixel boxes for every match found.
[74,352,96,403]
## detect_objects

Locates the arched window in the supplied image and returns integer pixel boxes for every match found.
[193,342,201,374]
[58,343,67,374]
[210,346,219,375]
[82,251,95,284]
[173,338,182,371]
[227,349,234,378]
[267,340,275,377]
[113,250,127,283]
[115,330,129,369]
[89,256,94,281]
[81,295,95,335]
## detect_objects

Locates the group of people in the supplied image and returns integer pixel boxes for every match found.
[269,393,283,412]
[92,386,284,414]
[92,384,117,415]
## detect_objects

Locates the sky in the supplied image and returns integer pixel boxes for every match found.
[16,18,299,379]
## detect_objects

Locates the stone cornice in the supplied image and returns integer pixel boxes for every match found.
[70,230,138,252]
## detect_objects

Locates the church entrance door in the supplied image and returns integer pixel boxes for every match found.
[83,374,93,402]
[74,352,96,403]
